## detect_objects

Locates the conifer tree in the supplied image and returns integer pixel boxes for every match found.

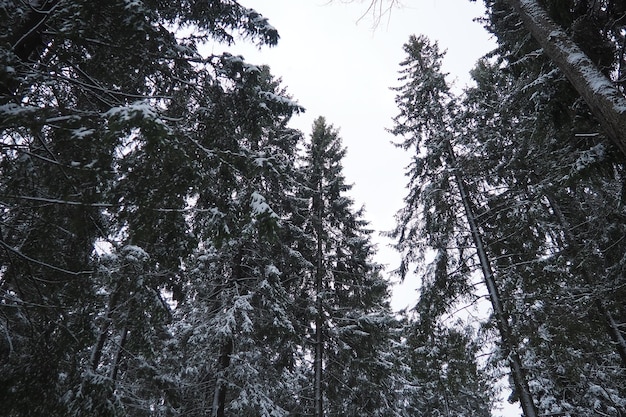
[164,67,310,417]
[390,34,532,417]
[0,2,291,415]
[460,33,626,417]
[299,117,400,417]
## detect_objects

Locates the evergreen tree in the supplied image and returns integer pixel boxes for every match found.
[459,19,626,414]
[389,34,514,417]
[466,2,626,413]
[299,117,401,417]
[0,1,295,415]
[164,67,310,417]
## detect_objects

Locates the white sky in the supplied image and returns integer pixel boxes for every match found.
[231,0,494,304]
[227,3,520,414]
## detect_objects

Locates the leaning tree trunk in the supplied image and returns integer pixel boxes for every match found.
[446,142,539,417]
[504,0,626,157]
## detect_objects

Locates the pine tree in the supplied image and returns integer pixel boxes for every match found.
[389,34,533,417]
[161,67,309,417]
[460,28,626,416]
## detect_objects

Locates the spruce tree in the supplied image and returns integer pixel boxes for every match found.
[299,117,400,417]
[164,67,310,417]
[0,2,290,415]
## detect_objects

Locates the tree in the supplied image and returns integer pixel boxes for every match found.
[389,34,534,417]
[299,117,400,417]
[461,43,626,417]
[343,0,626,155]
[498,0,626,157]
[163,67,311,417]
[381,0,626,411]
[0,1,291,415]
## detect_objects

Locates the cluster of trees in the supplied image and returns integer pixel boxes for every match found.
[390,0,626,416]
[1,0,624,416]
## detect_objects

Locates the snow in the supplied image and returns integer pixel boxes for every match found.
[104,100,168,127]
[0,103,39,117]
[120,244,150,263]
[222,53,262,74]
[244,7,278,34]
[250,191,279,219]
[71,127,95,139]
[265,264,281,276]
[572,143,606,173]
[258,90,302,110]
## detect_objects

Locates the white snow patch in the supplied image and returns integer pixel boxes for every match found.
[250,191,279,219]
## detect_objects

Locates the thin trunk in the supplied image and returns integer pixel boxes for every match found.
[90,281,123,371]
[109,325,128,383]
[212,248,242,417]
[212,338,233,417]
[446,142,539,417]
[505,0,626,157]
[314,186,324,417]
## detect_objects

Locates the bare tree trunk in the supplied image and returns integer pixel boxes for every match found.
[212,338,233,417]
[109,325,128,383]
[446,142,539,417]
[90,280,123,371]
[504,0,626,157]
[211,248,243,417]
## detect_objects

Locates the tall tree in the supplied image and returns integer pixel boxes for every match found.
[300,117,402,417]
[165,67,310,417]
[472,1,626,411]
[389,34,533,416]
[498,0,626,156]
[0,1,289,415]
[460,43,626,417]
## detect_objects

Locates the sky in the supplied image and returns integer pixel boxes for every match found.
[224,2,521,415]
[228,0,495,307]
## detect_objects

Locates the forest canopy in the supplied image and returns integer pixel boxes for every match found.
[1,1,625,416]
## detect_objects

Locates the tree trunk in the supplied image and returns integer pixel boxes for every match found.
[109,325,128,383]
[212,248,243,417]
[446,142,539,417]
[314,187,324,417]
[504,0,626,157]
[212,338,233,417]
[90,280,123,371]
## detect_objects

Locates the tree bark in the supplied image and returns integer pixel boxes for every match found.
[212,338,233,417]
[504,0,626,157]
[109,325,128,383]
[212,248,243,417]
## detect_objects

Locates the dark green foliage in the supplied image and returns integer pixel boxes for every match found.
[299,117,401,417]
[0,2,294,415]
[389,3,626,415]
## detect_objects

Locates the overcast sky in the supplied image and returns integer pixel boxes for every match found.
[228,0,495,304]
[226,2,521,414]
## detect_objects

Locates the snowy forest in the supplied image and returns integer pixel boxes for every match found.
[1,1,625,416]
